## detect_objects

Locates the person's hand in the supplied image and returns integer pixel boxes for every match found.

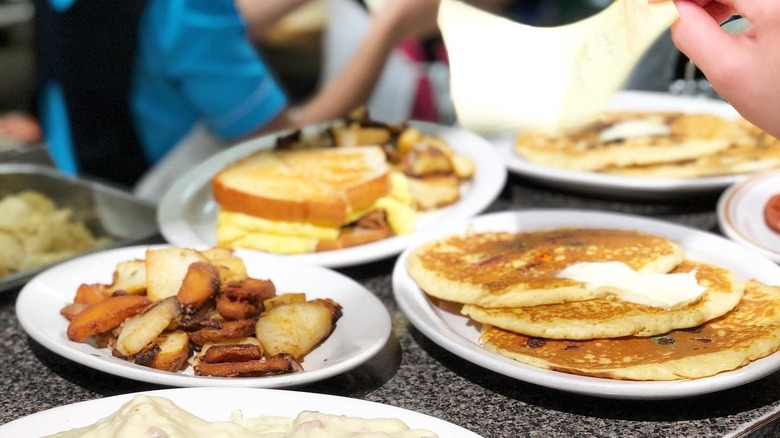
[669,0,780,137]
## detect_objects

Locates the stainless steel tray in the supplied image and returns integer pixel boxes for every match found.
[0,163,159,292]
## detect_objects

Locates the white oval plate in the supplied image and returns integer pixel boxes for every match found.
[392,209,780,400]
[495,91,747,199]
[16,245,391,388]
[718,168,780,263]
[0,387,482,437]
[158,121,506,268]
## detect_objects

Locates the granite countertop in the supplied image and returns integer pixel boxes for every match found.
[2,173,780,437]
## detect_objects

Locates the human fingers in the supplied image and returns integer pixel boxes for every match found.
[670,0,743,74]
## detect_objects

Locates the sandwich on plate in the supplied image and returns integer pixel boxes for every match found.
[213,145,417,254]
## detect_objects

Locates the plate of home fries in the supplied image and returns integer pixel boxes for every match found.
[15,245,391,388]
[0,388,482,437]
[393,209,780,399]
[158,113,506,268]
[496,91,780,199]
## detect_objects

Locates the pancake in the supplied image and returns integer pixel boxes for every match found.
[604,120,780,178]
[514,112,743,171]
[406,228,685,308]
[462,260,744,339]
[479,280,780,381]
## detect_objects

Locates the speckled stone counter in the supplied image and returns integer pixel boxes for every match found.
[2,173,780,437]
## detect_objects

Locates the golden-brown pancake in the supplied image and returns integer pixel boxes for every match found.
[462,260,744,339]
[479,280,780,380]
[514,112,743,171]
[406,228,684,308]
[603,119,780,178]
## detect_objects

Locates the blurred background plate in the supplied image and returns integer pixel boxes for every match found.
[718,169,780,263]
[495,91,748,199]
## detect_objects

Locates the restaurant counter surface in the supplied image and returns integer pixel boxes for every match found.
[2,173,780,437]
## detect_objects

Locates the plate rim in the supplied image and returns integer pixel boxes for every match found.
[392,208,780,400]
[717,168,780,263]
[0,387,483,437]
[15,244,392,388]
[496,90,747,198]
[157,120,507,268]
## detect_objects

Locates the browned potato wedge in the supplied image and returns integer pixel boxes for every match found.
[201,343,263,364]
[177,262,220,312]
[403,143,454,176]
[255,299,342,359]
[222,278,276,302]
[188,319,257,346]
[108,259,146,295]
[216,294,260,320]
[407,175,461,211]
[115,297,182,357]
[199,247,235,261]
[210,256,248,283]
[73,283,109,305]
[262,293,306,311]
[67,295,151,342]
[450,153,475,179]
[145,247,208,301]
[194,354,302,377]
[146,330,190,372]
[60,302,88,321]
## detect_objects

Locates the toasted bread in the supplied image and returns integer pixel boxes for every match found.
[213,146,391,227]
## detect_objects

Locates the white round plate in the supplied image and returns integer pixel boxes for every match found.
[718,169,780,263]
[158,121,506,268]
[495,91,747,199]
[0,387,482,437]
[15,245,391,388]
[392,209,780,400]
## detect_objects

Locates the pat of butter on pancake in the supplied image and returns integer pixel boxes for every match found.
[557,261,706,309]
[439,0,679,134]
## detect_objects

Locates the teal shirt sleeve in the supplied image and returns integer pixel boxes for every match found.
[133,0,288,163]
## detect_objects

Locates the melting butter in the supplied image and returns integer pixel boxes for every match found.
[438,0,679,134]
[598,117,672,143]
[557,261,705,309]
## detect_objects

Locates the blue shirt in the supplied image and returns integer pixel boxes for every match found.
[43,0,288,174]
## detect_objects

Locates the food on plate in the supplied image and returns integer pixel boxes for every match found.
[0,190,111,277]
[212,111,475,254]
[45,395,439,438]
[462,260,743,339]
[480,280,780,380]
[60,246,342,377]
[406,228,685,308]
[765,193,780,234]
[406,228,780,380]
[514,112,780,178]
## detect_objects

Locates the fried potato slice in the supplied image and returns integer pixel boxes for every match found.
[177,262,220,313]
[211,257,248,283]
[200,247,235,261]
[194,354,302,377]
[145,247,208,301]
[216,294,260,320]
[115,297,182,357]
[222,278,276,302]
[146,330,190,372]
[60,302,88,321]
[108,259,147,295]
[407,175,461,210]
[201,343,263,364]
[67,295,151,342]
[188,319,257,346]
[263,293,306,311]
[255,299,343,359]
[73,283,110,305]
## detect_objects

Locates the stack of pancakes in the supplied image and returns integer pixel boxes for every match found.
[514,112,780,178]
[406,228,780,380]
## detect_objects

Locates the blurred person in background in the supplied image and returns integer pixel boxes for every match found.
[669,0,780,137]
[33,0,438,200]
